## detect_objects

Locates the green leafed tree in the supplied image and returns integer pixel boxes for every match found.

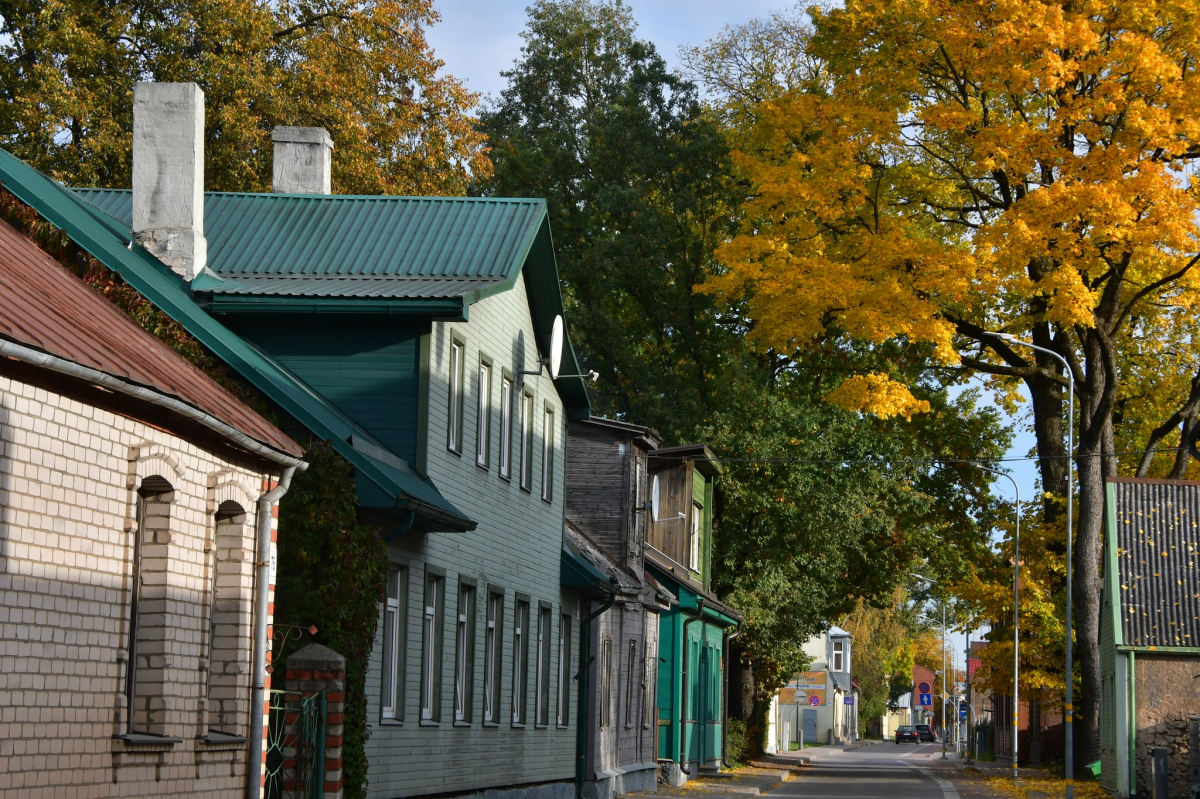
[0,0,490,194]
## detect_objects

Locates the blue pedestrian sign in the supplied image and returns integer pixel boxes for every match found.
[844,696,854,705]
[919,693,933,707]
[960,709,967,720]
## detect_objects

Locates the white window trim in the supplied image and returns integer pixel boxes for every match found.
[832,640,844,673]
[382,568,405,720]
[557,615,570,726]
[476,361,491,468]
[519,392,534,491]
[484,594,500,723]
[454,584,474,722]
[448,341,464,453]
[541,406,554,502]
[499,377,513,479]
[689,503,702,572]
[421,577,441,721]
[512,602,528,725]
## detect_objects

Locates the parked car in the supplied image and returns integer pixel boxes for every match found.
[895,725,920,744]
[915,724,938,742]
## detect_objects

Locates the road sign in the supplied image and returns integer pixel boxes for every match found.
[918,681,932,694]
[808,694,820,706]
[919,693,933,707]
[960,710,967,720]
[844,696,854,705]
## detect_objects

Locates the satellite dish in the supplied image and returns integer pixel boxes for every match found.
[651,475,660,523]
[549,315,564,379]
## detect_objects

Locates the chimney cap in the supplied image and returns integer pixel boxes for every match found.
[271,126,333,148]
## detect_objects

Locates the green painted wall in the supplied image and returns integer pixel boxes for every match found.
[655,604,725,767]
[225,315,424,465]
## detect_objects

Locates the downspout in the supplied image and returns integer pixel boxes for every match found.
[679,598,705,777]
[722,624,741,765]
[1128,651,1137,796]
[577,586,617,799]
[247,465,299,799]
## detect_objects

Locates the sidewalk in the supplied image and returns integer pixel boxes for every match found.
[920,755,1108,799]
[626,766,795,798]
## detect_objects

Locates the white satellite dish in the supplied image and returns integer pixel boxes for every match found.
[549,315,564,379]
[651,474,661,523]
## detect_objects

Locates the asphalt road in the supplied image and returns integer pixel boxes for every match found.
[771,743,966,799]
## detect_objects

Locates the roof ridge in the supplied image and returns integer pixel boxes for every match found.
[76,186,546,204]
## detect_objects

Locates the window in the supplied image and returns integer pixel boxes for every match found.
[519,391,534,491]
[642,637,656,730]
[689,501,703,572]
[207,500,250,734]
[421,573,444,721]
[512,599,529,725]
[484,591,503,724]
[557,615,571,726]
[454,582,476,722]
[832,640,844,672]
[476,360,492,468]
[499,375,513,480]
[599,637,613,728]
[535,606,552,726]
[126,477,174,735]
[541,405,555,502]
[448,338,465,453]
[382,566,408,721]
[625,639,638,729]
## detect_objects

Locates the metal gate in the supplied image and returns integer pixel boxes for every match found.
[265,689,326,799]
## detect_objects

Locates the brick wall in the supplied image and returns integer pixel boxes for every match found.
[0,373,276,798]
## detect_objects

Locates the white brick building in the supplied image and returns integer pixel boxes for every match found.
[0,215,305,797]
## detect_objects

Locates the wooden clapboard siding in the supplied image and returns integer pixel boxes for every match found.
[566,422,629,562]
[648,461,692,567]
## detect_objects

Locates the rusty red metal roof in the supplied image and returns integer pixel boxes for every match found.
[0,218,303,458]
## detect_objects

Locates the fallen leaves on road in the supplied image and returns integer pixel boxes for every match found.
[976,769,1108,799]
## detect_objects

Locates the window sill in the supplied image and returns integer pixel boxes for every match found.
[454,721,472,728]
[198,731,248,744]
[114,733,181,746]
[378,719,404,727]
[483,721,500,728]
[535,724,549,730]
[419,720,441,727]
[511,723,526,729]
[557,724,570,730]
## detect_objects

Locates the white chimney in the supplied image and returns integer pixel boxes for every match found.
[272,127,333,194]
[131,82,207,282]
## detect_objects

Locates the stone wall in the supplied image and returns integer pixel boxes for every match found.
[0,373,277,798]
[1134,654,1200,798]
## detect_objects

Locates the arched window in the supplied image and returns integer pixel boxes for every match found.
[206,500,251,735]
[126,476,174,735]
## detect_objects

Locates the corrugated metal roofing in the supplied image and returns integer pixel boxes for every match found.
[0,217,303,458]
[1112,479,1200,648]
[73,189,544,297]
[0,147,473,529]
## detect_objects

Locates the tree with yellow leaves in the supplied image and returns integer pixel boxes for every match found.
[0,0,489,194]
[705,0,1200,768]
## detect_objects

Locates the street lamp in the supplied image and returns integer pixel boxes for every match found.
[914,573,949,760]
[985,331,1074,796]
[971,462,1021,782]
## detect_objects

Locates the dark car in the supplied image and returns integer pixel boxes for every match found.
[914,724,938,742]
[895,725,919,744]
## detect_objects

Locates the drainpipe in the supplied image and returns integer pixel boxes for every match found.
[1129,651,1137,796]
[247,465,298,799]
[679,598,705,777]
[722,624,741,765]
[577,585,617,799]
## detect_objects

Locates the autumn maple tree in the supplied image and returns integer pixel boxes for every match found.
[708,0,1200,766]
[0,0,489,194]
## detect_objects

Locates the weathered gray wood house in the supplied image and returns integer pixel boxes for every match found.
[566,418,675,799]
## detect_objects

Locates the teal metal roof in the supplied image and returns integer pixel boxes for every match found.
[74,189,544,300]
[1,148,474,532]
[72,187,593,420]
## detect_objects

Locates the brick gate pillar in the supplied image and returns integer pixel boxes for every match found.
[286,643,346,799]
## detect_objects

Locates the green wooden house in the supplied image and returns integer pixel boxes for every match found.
[0,90,610,799]
[643,446,741,785]
[1099,477,1200,798]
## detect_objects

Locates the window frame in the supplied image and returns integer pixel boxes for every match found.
[832,640,844,673]
[512,597,530,726]
[519,390,534,492]
[535,603,552,727]
[624,638,638,729]
[541,403,555,503]
[557,614,571,727]
[420,569,446,723]
[483,587,505,725]
[599,636,613,729]
[454,579,477,724]
[476,356,493,469]
[381,565,409,722]
[499,370,514,480]
[447,335,466,454]
[689,501,703,572]
[642,635,656,730]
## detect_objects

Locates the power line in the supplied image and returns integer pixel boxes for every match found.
[638,447,1186,468]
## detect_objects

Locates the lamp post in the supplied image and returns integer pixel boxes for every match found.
[985,331,1074,796]
[914,574,948,759]
[971,463,1021,781]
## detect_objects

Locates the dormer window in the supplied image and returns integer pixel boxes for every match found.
[832,639,845,672]
[689,502,702,572]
